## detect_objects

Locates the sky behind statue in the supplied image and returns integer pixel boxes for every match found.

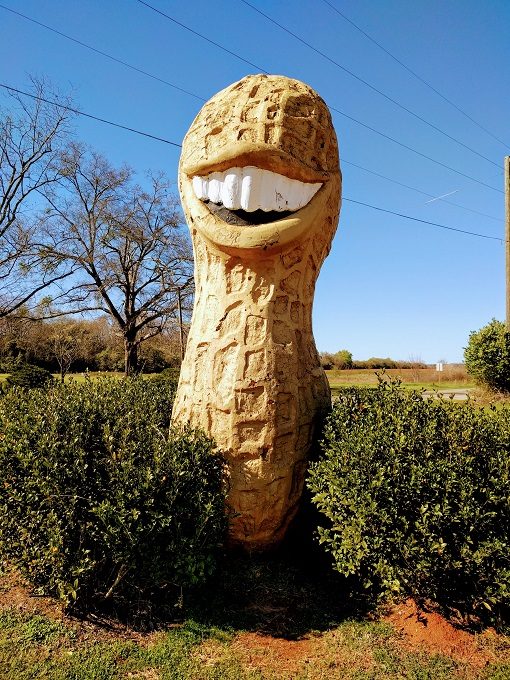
[1,0,508,363]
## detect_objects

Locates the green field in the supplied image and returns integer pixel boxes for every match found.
[0,371,126,384]
[326,367,474,392]
[61,371,125,383]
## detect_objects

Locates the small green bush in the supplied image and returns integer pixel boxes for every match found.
[308,380,510,627]
[6,363,54,388]
[138,345,170,373]
[320,350,353,370]
[0,377,227,608]
[157,366,181,382]
[464,319,510,392]
[94,347,125,372]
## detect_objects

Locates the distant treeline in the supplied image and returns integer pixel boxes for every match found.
[320,350,427,371]
[0,315,182,376]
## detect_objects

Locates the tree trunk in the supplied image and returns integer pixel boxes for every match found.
[124,333,138,377]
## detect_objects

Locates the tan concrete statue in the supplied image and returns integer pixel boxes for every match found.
[172,74,341,550]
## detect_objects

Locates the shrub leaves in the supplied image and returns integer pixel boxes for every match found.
[0,377,227,608]
[308,380,510,628]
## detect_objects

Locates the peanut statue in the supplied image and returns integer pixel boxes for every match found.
[172,74,341,549]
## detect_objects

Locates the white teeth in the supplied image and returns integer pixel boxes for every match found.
[274,174,290,211]
[241,167,258,212]
[208,172,222,204]
[221,169,241,210]
[191,166,322,213]
[258,169,274,212]
[192,175,206,200]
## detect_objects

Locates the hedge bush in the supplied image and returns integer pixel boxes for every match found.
[464,318,510,392]
[0,377,227,608]
[6,363,55,388]
[307,380,510,627]
[157,366,182,382]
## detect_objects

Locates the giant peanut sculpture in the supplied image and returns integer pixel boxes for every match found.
[172,74,341,550]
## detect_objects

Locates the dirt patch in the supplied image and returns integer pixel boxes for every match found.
[0,569,154,645]
[232,631,316,674]
[0,570,64,622]
[2,568,509,674]
[384,599,504,667]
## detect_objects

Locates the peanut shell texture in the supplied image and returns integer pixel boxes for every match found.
[172,74,341,550]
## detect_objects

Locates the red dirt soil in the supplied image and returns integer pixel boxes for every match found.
[1,570,509,671]
[0,571,63,621]
[232,631,315,673]
[0,570,149,644]
[384,599,502,667]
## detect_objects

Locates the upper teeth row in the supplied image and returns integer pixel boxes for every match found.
[191,166,322,213]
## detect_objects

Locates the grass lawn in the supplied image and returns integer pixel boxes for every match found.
[0,371,127,385]
[326,368,475,391]
[62,371,125,383]
[0,371,178,384]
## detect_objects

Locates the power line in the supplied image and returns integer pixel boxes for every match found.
[135,0,268,74]
[0,3,206,103]
[2,83,503,244]
[5,3,502,195]
[0,83,183,148]
[342,160,502,222]
[322,0,508,149]
[332,107,502,194]
[240,0,500,170]
[133,0,502,194]
[343,197,503,241]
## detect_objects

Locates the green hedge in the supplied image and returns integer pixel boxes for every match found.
[464,318,510,392]
[307,381,510,627]
[6,363,55,388]
[0,377,227,608]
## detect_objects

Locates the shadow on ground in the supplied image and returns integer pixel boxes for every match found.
[186,551,372,640]
[183,499,375,639]
[69,498,375,638]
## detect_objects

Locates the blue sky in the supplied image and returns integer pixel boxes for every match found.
[1,0,508,362]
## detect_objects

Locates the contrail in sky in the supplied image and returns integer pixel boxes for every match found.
[424,190,460,204]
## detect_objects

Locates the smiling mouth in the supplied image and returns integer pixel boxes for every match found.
[191,166,322,227]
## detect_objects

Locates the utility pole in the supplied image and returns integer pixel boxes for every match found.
[506,156,510,331]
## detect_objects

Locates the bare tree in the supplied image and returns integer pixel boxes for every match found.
[0,78,75,316]
[39,144,194,376]
[0,310,36,365]
[408,354,424,383]
[46,320,83,383]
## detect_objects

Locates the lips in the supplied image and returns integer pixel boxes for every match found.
[181,158,335,251]
[192,166,322,215]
